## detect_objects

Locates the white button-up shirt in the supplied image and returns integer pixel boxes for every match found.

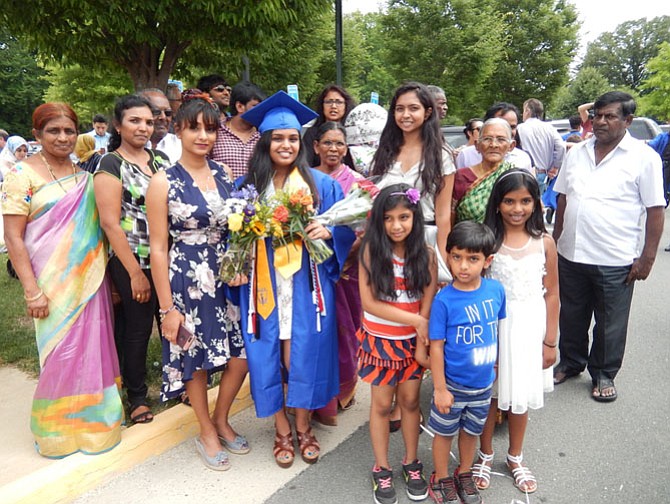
[554,132,664,266]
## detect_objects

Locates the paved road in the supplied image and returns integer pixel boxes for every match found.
[75,213,670,504]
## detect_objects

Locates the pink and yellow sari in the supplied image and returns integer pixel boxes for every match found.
[24,171,123,458]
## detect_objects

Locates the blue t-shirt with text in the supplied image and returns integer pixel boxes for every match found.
[429,278,507,388]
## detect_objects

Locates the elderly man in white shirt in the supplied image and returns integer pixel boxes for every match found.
[552,91,664,403]
[139,88,182,163]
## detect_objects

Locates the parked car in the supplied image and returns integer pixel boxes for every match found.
[441,125,468,149]
[628,117,662,141]
[549,119,570,136]
[549,117,661,142]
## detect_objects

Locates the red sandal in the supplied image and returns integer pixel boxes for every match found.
[296,427,320,464]
[273,430,294,468]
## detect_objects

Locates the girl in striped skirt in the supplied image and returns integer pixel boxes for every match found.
[358,183,437,504]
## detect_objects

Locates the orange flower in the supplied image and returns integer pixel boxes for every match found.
[273,205,289,223]
[300,194,313,207]
[289,190,304,205]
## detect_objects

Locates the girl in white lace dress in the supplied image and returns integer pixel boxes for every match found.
[473,169,559,494]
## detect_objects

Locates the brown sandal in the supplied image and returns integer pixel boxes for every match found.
[296,427,320,464]
[273,430,294,468]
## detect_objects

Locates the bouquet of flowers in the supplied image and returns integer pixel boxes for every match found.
[271,188,333,265]
[313,178,379,231]
[218,185,277,283]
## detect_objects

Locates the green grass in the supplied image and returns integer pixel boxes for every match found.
[0,254,170,412]
[0,255,39,375]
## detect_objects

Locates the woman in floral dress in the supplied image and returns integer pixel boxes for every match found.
[147,91,248,471]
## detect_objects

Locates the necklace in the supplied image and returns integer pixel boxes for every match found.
[40,151,76,192]
[182,161,214,191]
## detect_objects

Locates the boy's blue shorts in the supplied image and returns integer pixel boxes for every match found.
[428,379,493,437]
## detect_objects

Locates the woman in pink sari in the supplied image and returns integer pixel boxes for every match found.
[312,121,363,425]
[2,103,123,458]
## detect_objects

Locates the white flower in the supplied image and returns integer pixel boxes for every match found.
[169,200,198,221]
[193,261,217,297]
[187,285,203,300]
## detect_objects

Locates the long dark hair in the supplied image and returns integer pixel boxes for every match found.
[108,94,154,152]
[360,184,430,300]
[484,168,545,250]
[242,129,319,206]
[370,82,444,197]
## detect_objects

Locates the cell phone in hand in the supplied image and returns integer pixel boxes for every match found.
[176,324,195,351]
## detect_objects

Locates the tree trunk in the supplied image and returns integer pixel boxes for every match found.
[124,40,191,91]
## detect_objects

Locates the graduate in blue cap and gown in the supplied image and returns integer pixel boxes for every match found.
[237,91,355,467]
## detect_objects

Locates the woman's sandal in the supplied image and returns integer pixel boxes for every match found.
[296,427,320,464]
[472,449,494,490]
[273,430,295,469]
[506,452,537,494]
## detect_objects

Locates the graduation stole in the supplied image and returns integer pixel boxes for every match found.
[251,168,311,325]
[273,168,311,279]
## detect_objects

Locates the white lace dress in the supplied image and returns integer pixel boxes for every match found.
[489,235,553,413]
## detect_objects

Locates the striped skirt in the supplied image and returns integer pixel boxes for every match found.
[356,328,423,386]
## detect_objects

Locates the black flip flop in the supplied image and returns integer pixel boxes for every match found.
[592,378,617,402]
[130,405,154,424]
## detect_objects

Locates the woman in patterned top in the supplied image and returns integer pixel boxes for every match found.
[94,94,172,425]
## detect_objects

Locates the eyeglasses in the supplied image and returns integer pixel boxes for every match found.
[470,127,481,132]
[479,136,511,146]
[153,108,173,118]
[320,140,346,148]
[324,99,345,106]
[212,85,232,93]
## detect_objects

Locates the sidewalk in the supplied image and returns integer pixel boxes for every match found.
[0,367,255,504]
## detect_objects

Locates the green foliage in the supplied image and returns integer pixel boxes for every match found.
[357,0,578,121]
[483,0,579,108]
[337,13,396,106]
[1,1,331,91]
[550,67,612,118]
[581,16,670,92]
[379,0,506,119]
[0,29,49,138]
[43,62,134,129]
[638,42,670,121]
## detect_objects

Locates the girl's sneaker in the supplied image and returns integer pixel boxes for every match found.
[372,467,397,504]
[402,459,428,500]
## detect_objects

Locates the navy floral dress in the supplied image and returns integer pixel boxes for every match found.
[161,160,245,401]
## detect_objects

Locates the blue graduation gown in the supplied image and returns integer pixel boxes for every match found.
[238,169,355,417]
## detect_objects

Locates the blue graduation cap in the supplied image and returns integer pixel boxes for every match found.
[241,90,318,134]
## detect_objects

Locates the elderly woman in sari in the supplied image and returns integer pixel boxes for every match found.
[453,118,515,223]
[75,133,103,173]
[2,103,123,458]
[311,121,364,425]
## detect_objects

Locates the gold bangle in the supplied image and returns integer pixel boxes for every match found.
[24,290,44,302]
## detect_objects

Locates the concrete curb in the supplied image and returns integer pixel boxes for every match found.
[0,379,253,504]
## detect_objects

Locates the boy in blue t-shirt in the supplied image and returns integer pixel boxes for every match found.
[427,221,506,504]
